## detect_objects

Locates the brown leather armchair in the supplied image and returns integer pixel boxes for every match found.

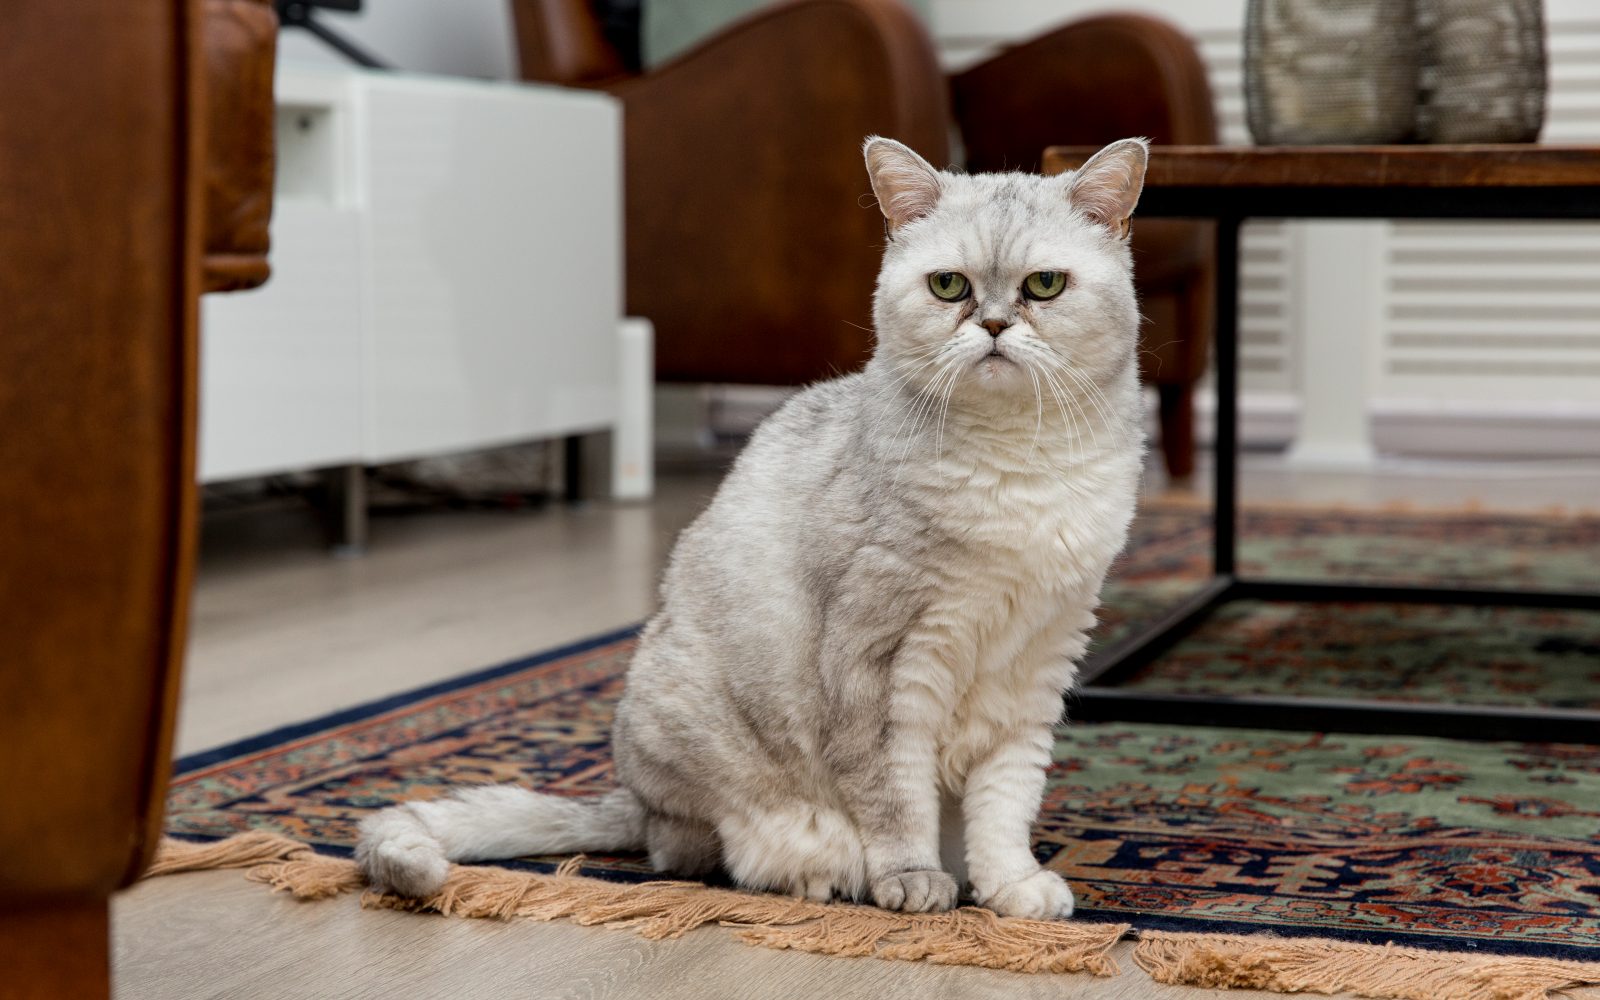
[512,0,1215,476]
[516,0,949,385]
[0,0,276,994]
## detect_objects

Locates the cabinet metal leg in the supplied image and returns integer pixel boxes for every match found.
[564,435,584,504]
[322,463,367,554]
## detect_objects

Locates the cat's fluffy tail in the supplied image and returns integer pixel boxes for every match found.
[355,785,646,897]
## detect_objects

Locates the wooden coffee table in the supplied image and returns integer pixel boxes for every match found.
[1042,145,1600,742]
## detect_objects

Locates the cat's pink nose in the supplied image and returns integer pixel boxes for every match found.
[980,319,1009,338]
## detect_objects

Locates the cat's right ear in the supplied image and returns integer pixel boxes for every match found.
[864,137,942,233]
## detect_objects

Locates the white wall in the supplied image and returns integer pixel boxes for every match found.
[277,0,517,78]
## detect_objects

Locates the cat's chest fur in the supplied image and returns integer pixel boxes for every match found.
[894,445,1140,783]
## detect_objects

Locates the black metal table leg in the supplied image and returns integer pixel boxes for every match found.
[1211,217,1242,578]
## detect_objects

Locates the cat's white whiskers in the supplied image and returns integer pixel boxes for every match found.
[885,385,939,469]
[1065,366,1117,435]
[866,351,947,440]
[867,339,970,445]
[933,357,964,463]
[891,352,963,485]
[1063,370,1117,456]
[1043,345,1119,439]
[882,362,946,468]
[1036,368,1081,452]
[1035,350,1112,455]
[1022,360,1044,469]
[887,343,949,372]
[917,354,963,454]
[889,351,956,437]
[1038,361,1099,458]
[1006,341,1086,462]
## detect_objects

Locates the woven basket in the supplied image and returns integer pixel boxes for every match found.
[1246,0,1419,145]
[1246,0,1547,145]
[1417,0,1547,142]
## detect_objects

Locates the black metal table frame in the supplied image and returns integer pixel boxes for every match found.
[1074,183,1600,743]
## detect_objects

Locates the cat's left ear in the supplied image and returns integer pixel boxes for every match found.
[1064,137,1149,240]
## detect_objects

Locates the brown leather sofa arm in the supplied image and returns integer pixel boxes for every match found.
[201,0,277,293]
[600,0,950,384]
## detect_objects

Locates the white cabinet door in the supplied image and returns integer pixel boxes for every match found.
[358,75,622,464]
[199,200,365,481]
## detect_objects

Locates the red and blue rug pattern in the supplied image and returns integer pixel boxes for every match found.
[167,505,1600,963]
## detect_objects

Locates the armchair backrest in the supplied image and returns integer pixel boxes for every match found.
[953,12,1218,174]
[511,0,632,86]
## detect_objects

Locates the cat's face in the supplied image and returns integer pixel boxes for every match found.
[864,138,1148,411]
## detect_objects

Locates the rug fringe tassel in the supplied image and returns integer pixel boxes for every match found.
[146,836,1125,975]
[1134,930,1600,1000]
[147,831,312,876]
[151,836,1600,995]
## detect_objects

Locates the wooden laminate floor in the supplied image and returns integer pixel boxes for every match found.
[114,454,1600,999]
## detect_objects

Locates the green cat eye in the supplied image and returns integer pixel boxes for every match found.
[1023,271,1069,300]
[928,271,971,302]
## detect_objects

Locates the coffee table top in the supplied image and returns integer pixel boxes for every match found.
[1041,145,1600,220]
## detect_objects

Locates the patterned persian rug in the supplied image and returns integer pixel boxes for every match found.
[166,504,1600,973]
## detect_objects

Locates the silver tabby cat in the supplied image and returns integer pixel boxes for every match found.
[358,136,1149,920]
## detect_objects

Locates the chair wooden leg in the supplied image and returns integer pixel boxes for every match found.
[0,897,110,1000]
[1157,382,1197,481]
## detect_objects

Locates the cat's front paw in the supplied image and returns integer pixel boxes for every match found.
[355,806,449,898]
[980,869,1075,920]
[871,868,959,913]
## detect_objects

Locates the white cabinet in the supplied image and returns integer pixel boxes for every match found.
[200,202,365,481]
[199,67,626,485]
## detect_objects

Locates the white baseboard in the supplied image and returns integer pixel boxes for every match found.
[1371,400,1600,460]
[655,384,794,459]
[653,385,715,452]
[1194,390,1600,460]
